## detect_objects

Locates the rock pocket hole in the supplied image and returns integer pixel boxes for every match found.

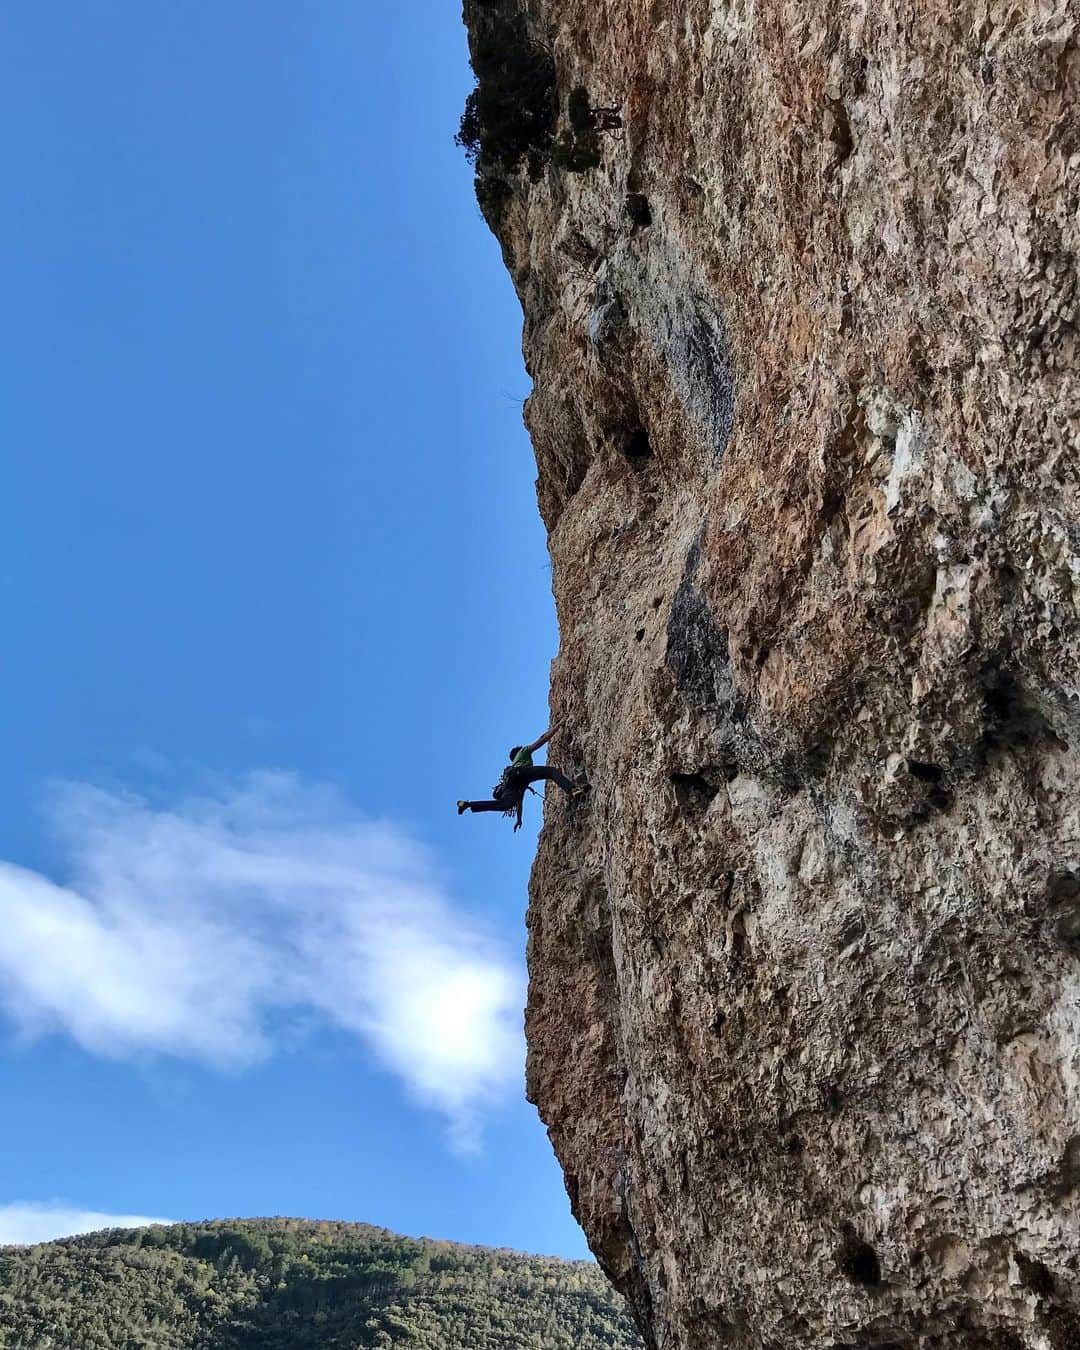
[837,1231,881,1287]
[980,661,1054,754]
[984,666,1025,730]
[1015,1252,1056,1298]
[1059,1135,1080,1185]
[827,98,854,161]
[821,1083,843,1114]
[625,192,652,228]
[907,759,953,816]
[671,771,718,811]
[621,428,653,464]
[635,628,646,642]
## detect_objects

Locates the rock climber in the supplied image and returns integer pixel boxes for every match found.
[457,724,585,832]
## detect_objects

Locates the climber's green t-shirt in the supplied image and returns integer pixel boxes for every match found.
[511,746,533,770]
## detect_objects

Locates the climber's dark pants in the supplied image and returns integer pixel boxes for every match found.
[522,765,576,794]
[460,765,577,813]
[460,797,518,814]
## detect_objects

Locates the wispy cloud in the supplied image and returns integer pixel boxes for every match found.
[0,774,524,1147]
[0,1202,171,1246]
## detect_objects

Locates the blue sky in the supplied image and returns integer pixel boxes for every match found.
[0,2,583,1257]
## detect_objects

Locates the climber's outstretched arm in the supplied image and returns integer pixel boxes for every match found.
[524,719,564,755]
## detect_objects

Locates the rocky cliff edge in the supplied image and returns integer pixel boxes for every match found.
[462,1,1080,1345]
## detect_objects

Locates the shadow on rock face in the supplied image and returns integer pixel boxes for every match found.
[666,529,739,712]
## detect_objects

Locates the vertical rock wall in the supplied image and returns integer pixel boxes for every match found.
[463,1,1080,1344]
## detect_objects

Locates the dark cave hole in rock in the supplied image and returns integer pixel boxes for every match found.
[984,666,1023,725]
[621,428,653,464]
[907,758,954,815]
[728,911,748,961]
[1015,1252,1056,1298]
[980,661,1052,754]
[802,736,832,781]
[1061,1135,1080,1183]
[838,1231,882,1287]
[625,192,652,228]
[671,771,718,811]
[635,628,646,642]
[828,98,854,161]
[1044,870,1080,952]
[1046,870,1080,905]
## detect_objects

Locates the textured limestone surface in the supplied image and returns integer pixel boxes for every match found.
[463,1,1080,1345]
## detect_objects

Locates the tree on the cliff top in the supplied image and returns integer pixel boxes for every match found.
[456,10,557,174]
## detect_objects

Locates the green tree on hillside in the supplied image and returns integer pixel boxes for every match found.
[0,1218,642,1350]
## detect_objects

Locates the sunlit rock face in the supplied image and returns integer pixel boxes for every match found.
[462,1,1080,1345]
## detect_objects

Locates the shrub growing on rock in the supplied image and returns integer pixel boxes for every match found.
[455,10,557,175]
[458,7,619,222]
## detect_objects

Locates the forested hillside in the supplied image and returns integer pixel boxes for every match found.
[0,1217,641,1349]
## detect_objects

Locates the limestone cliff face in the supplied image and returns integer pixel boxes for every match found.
[462,1,1080,1345]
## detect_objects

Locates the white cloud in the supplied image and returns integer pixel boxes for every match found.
[0,774,524,1147]
[0,1202,172,1246]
